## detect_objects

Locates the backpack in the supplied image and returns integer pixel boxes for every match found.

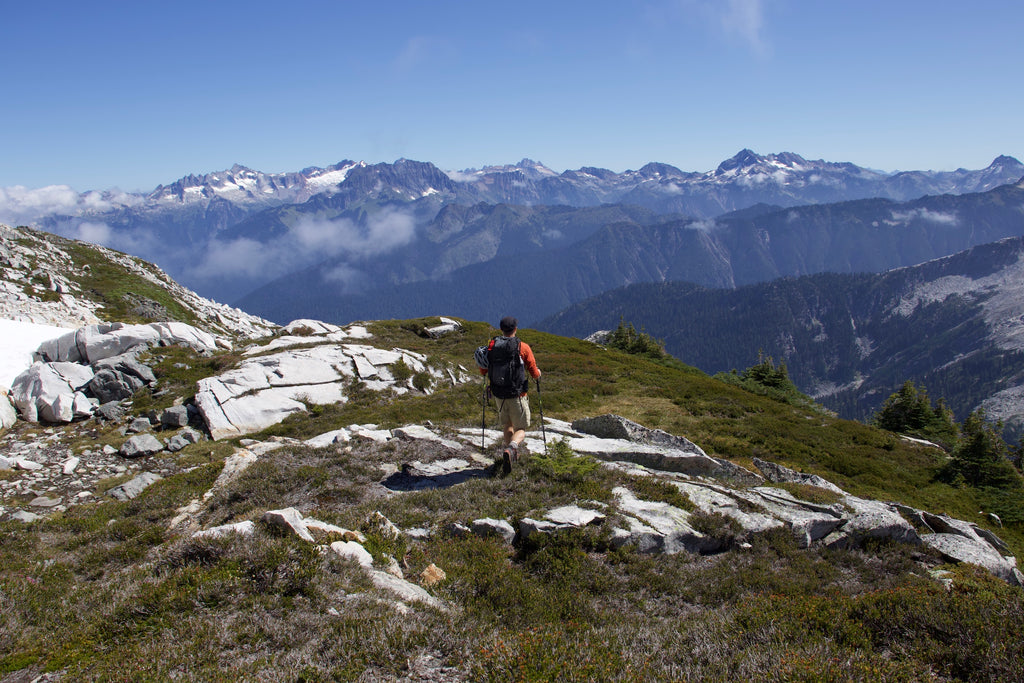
[482,336,527,399]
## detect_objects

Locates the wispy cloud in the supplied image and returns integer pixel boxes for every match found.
[392,36,456,75]
[185,207,419,284]
[890,208,959,226]
[672,0,770,57]
[719,0,768,56]
[0,185,141,226]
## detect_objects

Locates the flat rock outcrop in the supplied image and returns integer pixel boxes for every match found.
[196,325,474,440]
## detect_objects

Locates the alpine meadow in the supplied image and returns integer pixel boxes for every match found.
[4,3,1024,680]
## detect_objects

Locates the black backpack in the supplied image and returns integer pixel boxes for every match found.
[485,336,527,399]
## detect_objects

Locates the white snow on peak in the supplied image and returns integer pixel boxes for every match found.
[306,163,358,192]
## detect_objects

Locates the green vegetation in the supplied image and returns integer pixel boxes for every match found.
[873,380,959,447]
[20,228,199,325]
[605,318,667,360]
[3,316,1024,680]
[715,353,828,414]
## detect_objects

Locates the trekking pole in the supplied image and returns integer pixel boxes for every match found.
[481,378,487,453]
[536,377,548,456]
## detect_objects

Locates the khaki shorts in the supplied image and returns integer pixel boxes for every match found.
[496,394,531,431]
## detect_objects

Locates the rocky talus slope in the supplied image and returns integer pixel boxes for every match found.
[0,223,275,337]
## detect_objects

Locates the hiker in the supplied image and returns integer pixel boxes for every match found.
[477,316,542,474]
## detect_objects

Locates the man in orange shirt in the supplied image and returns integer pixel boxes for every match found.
[480,316,542,474]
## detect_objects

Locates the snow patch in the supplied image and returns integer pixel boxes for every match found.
[0,319,71,390]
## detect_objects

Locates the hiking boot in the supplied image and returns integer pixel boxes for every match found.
[508,441,519,463]
[501,448,513,476]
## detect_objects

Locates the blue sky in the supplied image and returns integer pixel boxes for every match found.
[2,0,1022,191]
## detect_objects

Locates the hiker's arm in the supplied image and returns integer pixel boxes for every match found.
[521,342,541,379]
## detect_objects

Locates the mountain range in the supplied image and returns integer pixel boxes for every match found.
[541,235,1024,441]
[10,151,1022,302]
[237,177,1024,326]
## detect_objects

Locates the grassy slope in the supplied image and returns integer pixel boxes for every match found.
[15,228,199,325]
[2,317,1023,681]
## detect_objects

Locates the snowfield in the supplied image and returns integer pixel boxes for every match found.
[0,318,71,390]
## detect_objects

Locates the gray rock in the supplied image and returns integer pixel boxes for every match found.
[1,389,17,429]
[192,521,256,539]
[94,401,125,422]
[752,457,846,495]
[37,322,217,364]
[262,507,315,542]
[30,496,61,508]
[834,496,920,547]
[119,434,165,458]
[677,481,783,535]
[14,458,43,471]
[921,533,1022,586]
[167,428,202,452]
[49,361,95,391]
[303,428,351,448]
[0,455,12,470]
[92,352,157,385]
[573,414,707,454]
[613,486,722,554]
[10,362,78,422]
[108,472,163,501]
[569,414,759,483]
[10,510,40,523]
[369,569,446,609]
[88,369,136,403]
[127,417,153,433]
[330,540,374,567]
[471,518,516,543]
[735,487,845,548]
[424,318,462,338]
[160,405,190,428]
[545,504,606,527]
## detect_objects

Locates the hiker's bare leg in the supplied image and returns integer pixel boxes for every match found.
[503,424,514,445]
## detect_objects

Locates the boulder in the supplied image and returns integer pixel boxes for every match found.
[734,487,846,548]
[471,518,516,543]
[0,389,16,429]
[88,369,137,403]
[677,481,784,535]
[160,405,190,428]
[194,347,352,440]
[304,428,351,448]
[108,472,163,501]
[119,434,165,458]
[10,362,79,422]
[36,322,218,364]
[369,569,445,609]
[94,401,125,422]
[262,507,315,542]
[613,486,722,554]
[570,414,760,484]
[167,427,203,453]
[921,533,1023,587]
[92,352,157,385]
[192,521,256,539]
[329,541,374,567]
[424,318,462,338]
[752,457,846,495]
[127,417,153,433]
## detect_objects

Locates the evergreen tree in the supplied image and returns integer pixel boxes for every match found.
[872,381,958,445]
[939,409,1023,490]
[606,318,666,360]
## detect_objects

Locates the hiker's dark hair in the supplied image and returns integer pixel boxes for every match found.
[500,316,518,334]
